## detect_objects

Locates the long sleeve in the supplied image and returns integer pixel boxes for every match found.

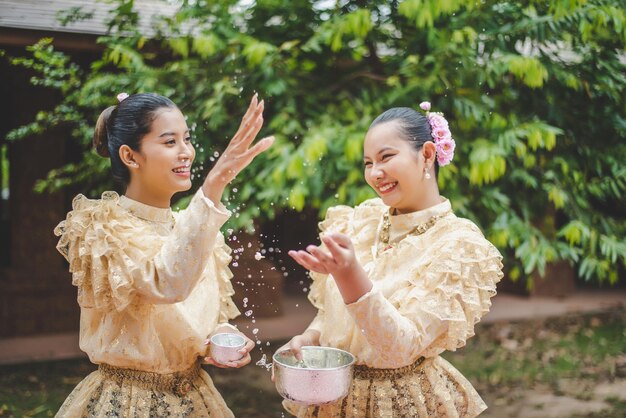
[55,189,231,311]
[345,232,503,367]
[130,190,230,304]
[345,285,447,367]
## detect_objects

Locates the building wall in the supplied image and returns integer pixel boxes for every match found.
[0,55,79,337]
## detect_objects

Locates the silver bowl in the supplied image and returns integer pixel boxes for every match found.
[273,346,355,405]
[209,333,245,364]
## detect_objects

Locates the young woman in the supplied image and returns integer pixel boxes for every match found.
[283,104,503,417]
[54,92,273,416]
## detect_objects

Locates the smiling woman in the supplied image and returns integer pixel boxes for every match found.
[93,94,196,208]
[281,105,502,418]
[54,92,274,416]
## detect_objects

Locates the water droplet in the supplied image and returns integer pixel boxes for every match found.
[255,353,273,370]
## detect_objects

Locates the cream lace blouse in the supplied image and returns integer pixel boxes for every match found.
[54,189,240,374]
[306,197,503,369]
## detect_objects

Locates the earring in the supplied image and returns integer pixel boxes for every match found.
[424,169,431,180]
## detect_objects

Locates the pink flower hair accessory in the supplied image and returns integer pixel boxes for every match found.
[117,92,129,103]
[418,101,456,166]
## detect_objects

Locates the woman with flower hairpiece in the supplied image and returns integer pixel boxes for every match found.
[54,92,273,416]
[280,103,503,417]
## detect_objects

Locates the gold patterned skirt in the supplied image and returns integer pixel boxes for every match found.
[284,356,487,418]
[56,362,234,418]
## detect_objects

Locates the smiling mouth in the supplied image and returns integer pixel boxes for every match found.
[377,182,398,194]
[172,162,191,175]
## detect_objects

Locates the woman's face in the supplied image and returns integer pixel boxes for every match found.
[129,107,195,201]
[363,121,429,214]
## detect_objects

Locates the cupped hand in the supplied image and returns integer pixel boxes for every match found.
[202,328,255,369]
[289,232,373,304]
[288,233,357,277]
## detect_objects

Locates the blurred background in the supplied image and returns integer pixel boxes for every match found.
[0,0,624,416]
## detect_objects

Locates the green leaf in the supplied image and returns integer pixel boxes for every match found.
[469,139,507,185]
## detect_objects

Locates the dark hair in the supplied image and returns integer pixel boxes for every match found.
[369,107,438,175]
[93,93,177,184]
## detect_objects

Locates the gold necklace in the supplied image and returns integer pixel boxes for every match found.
[378,209,452,254]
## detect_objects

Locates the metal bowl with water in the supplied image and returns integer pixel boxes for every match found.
[209,333,245,364]
[273,346,355,405]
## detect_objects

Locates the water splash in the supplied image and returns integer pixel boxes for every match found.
[255,353,273,371]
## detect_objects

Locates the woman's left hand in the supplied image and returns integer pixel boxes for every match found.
[202,326,255,369]
[289,233,373,304]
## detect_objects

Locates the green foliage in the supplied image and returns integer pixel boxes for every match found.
[4,0,625,284]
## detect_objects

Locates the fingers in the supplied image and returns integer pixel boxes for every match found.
[234,98,264,144]
[320,236,343,261]
[307,245,334,265]
[284,336,304,361]
[238,103,265,147]
[321,234,354,262]
[326,233,352,248]
[241,338,255,355]
[288,250,326,274]
[234,94,260,138]
[202,353,250,369]
[298,248,322,266]
[243,136,274,159]
[202,357,231,368]
[229,353,252,368]
[291,339,304,362]
[288,250,313,270]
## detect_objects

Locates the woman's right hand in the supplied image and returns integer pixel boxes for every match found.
[272,329,321,382]
[278,329,321,361]
[202,94,274,205]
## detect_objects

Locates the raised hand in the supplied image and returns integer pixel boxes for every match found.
[203,94,274,205]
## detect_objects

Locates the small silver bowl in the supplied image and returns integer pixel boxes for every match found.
[273,346,355,405]
[209,333,245,364]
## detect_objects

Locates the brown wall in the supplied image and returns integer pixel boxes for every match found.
[0,54,79,337]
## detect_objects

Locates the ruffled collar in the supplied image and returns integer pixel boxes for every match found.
[387,197,452,243]
[119,195,174,223]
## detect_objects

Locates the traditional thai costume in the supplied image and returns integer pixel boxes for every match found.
[285,197,503,418]
[54,190,238,417]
